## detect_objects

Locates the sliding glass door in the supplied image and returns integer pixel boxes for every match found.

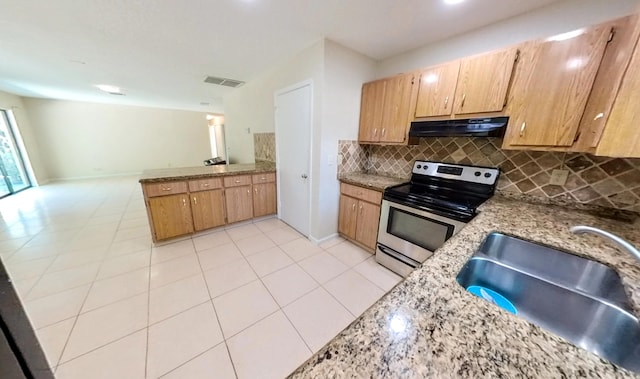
[0,110,31,197]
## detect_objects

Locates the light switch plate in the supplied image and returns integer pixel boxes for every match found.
[549,169,569,186]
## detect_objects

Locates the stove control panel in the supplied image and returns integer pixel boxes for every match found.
[412,161,499,186]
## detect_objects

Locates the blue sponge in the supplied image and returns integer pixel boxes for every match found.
[467,285,517,315]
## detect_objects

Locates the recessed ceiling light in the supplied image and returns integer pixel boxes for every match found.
[96,84,122,94]
[200,102,210,106]
[444,0,465,4]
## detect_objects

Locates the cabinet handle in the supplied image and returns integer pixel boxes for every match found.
[162,187,171,191]
[247,189,250,194]
[352,203,356,211]
[261,177,266,180]
[460,94,466,108]
[193,196,197,205]
[182,198,186,206]
[234,179,241,183]
[359,204,363,214]
[373,128,377,136]
[444,96,449,109]
[254,188,258,194]
[382,128,386,136]
[202,183,209,187]
[520,122,527,137]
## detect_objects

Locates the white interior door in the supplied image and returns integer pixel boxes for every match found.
[275,82,311,236]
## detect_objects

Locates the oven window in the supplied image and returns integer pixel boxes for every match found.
[387,207,454,252]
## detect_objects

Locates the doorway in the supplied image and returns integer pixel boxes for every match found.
[275,81,312,237]
[0,110,31,197]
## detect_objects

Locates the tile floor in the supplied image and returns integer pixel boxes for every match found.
[0,176,402,379]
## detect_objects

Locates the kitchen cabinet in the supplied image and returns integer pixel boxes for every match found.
[252,173,277,217]
[224,175,253,223]
[414,48,517,118]
[358,73,417,144]
[502,23,613,148]
[189,178,226,231]
[148,194,194,240]
[338,183,382,251]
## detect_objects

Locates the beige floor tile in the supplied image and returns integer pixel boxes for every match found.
[12,276,39,298]
[150,254,202,289]
[354,257,402,292]
[225,224,261,241]
[97,250,150,280]
[160,343,236,379]
[61,293,148,363]
[24,285,90,329]
[283,287,355,352]
[265,227,302,245]
[151,239,196,264]
[227,311,311,379]
[7,245,60,263]
[5,256,55,281]
[213,280,278,338]
[233,234,276,257]
[147,302,224,378]
[112,225,150,242]
[262,264,319,307]
[149,273,210,324]
[324,270,384,316]
[85,214,122,226]
[107,236,152,257]
[326,240,372,267]
[203,259,257,298]
[82,268,150,312]
[245,246,294,277]
[197,242,244,271]
[192,230,232,252]
[0,237,31,256]
[254,217,287,233]
[55,330,147,379]
[47,249,107,273]
[118,217,149,230]
[279,238,323,262]
[27,262,100,300]
[318,235,345,249]
[35,317,76,368]
[298,252,348,284]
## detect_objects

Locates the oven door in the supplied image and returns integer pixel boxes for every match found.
[377,199,467,263]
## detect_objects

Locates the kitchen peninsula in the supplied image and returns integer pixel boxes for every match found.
[139,162,276,242]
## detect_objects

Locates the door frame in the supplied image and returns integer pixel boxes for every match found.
[273,79,314,236]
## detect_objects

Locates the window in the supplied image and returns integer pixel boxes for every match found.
[0,110,32,197]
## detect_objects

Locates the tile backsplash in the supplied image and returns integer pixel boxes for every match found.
[338,138,640,213]
[254,132,276,162]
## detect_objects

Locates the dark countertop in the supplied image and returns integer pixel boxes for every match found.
[138,161,276,183]
[289,195,640,378]
[338,172,407,192]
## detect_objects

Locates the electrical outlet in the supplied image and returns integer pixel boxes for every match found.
[549,169,569,186]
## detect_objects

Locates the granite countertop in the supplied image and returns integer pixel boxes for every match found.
[289,195,640,378]
[138,161,276,183]
[338,172,407,192]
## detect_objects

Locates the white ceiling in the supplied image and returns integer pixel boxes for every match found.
[0,0,564,112]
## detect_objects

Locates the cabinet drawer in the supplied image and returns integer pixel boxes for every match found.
[224,175,252,187]
[252,173,276,184]
[188,177,223,192]
[144,181,187,197]
[340,183,382,204]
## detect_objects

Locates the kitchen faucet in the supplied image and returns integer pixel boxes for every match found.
[571,225,640,262]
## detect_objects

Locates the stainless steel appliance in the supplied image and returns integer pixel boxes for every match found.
[408,117,508,137]
[376,160,499,277]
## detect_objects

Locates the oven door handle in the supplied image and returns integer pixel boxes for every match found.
[377,244,421,268]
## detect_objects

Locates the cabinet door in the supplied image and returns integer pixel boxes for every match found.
[597,26,640,157]
[225,186,253,224]
[338,195,358,240]
[358,79,386,142]
[253,182,277,217]
[355,201,381,250]
[191,189,225,231]
[415,62,460,117]
[453,48,518,115]
[380,74,415,143]
[504,25,612,147]
[148,194,193,240]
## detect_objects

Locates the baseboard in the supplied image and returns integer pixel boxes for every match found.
[309,233,339,246]
[48,172,142,182]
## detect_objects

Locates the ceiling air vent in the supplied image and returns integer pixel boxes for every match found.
[204,76,245,88]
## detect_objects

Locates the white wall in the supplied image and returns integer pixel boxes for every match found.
[223,41,325,164]
[0,90,48,184]
[377,0,640,77]
[23,98,211,180]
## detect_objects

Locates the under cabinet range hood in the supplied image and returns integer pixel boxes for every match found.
[409,117,508,138]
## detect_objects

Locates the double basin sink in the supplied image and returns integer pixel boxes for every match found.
[456,232,640,373]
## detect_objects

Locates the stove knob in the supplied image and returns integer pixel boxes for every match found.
[416,165,422,169]
[423,165,428,170]
[484,172,492,178]
[474,171,481,177]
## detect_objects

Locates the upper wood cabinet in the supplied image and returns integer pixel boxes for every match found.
[503,24,613,147]
[359,73,417,144]
[414,48,518,118]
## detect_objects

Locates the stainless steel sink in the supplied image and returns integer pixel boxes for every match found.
[456,232,640,373]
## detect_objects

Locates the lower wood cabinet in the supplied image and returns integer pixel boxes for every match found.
[253,183,277,217]
[191,190,225,231]
[338,183,382,251]
[147,194,194,241]
[225,186,254,224]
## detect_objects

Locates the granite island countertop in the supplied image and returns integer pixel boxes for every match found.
[289,195,640,378]
[138,161,276,183]
[338,172,407,192]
